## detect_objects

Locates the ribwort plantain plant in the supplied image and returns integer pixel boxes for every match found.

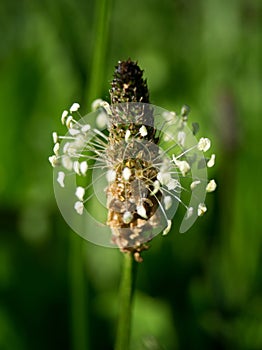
[49,59,216,349]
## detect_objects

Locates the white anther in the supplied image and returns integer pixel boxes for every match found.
[74,201,84,215]
[57,171,65,188]
[70,103,80,113]
[197,137,211,152]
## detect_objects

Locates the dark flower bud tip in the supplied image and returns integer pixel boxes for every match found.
[110,59,150,104]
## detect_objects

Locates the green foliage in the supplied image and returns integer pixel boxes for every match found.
[0,0,262,349]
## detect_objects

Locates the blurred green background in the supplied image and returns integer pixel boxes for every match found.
[0,0,261,349]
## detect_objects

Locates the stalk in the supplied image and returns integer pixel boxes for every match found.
[115,252,136,350]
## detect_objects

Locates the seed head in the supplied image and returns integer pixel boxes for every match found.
[49,60,216,262]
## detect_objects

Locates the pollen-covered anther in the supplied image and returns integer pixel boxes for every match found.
[198,137,211,152]
[186,207,194,219]
[151,180,160,195]
[122,167,132,181]
[61,110,68,125]
[163,220,172,235]
[91,98,104,111]
[74,201,84,215]
[80,161,88,176]
[190,180,201,190]
[206,179,217,192]
[100,101,112,115]
[96,112,108,129]
[137,204,148,219]
[53,142,60,156]
[73,161,80,175]
[62,156,73,170]
[207,154,216,168]
[157,171,172,186]
[66,116,73,129]
[106,169,116,183]
[178,131,186,147]
[164,196,172,210]
[52,132,58,144]
[125,129,131,143]
[173,156,190,176]
[57,171,65,188]
[70,103,80,113]
[69,128,80,136]
[75,186,85,201]
[123,211,133,224]
[198,203,207,216]
[139,125,148,137]
[49,155,59,167]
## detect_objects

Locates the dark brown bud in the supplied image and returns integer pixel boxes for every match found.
[110,59,150,104]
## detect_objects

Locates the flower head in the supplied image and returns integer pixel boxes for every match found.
[49,60,216,261]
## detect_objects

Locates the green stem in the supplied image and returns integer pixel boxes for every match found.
[115,252,136,350]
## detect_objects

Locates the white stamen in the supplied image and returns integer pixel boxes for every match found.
[80,161,88,176]
[151,180,160,195]
[53,143,60,156]
[206,179,217,192]
[73,161,80,175]
[100,101,111,115]
[74,201,84,215]
[173,156,190,176]
[69,128,80,136]
[207,154,216,168]
[178,131,186,147]
[122,167,131,181]
[198,203,207,216]
[64,143,77,156]
[106,169,116,183]
[186,207,194,219]
[48,155,58,167]
[164,196,172,210]
[57,171,65,187]
[61,110,68,124]
[91,98,104,111]
[190,180,201,190]
[96,112,108,129]
[163,220,172,235]
[62,156,73,170]
[137,204,147,219]
[125,130,131,143]
[52,132,58,144]
[70,103,80,113]
[75,186,85,201]
[198,137,211,152]
[66,116,73,129]
[139,125,148,137]
[157,171,172,186]
[63,142,70,153]
[123,211,133,224]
